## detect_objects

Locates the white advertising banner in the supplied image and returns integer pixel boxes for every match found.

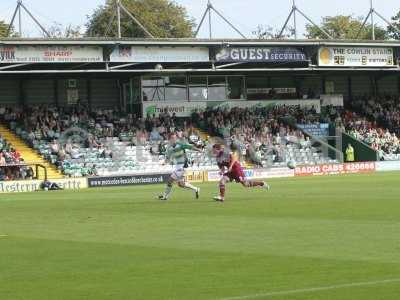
[110,46,209,62]
[206,168,294,182]
[320,94,344,107]
[209,99,321,113]
[253,168,295,179]
[376,161,400,172]
[207,170,223,182]
[318,47,394,67]
[143,101,207,117]
[0,178,88,193]
[143,99,321,117]
[0,46,103,63]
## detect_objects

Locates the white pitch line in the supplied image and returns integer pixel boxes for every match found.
[0,234,8,238]
[220,278,400,300]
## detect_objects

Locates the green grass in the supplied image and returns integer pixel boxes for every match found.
[1,172,400,300]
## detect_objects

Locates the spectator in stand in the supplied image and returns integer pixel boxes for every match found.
[150,127,162,142]
[0,153,5,165]
[50,139,60,155]
[337,97,400,160]
[346,144,355,162]
[192,105,321,167]
[9,99,400,176]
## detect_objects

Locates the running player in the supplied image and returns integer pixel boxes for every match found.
[158,133,201,201]
[212,143,270,202]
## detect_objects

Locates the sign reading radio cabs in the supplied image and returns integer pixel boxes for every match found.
[294,162,376,176]
[318,47,394,67]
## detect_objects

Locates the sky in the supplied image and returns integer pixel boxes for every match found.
[0,0,399,38]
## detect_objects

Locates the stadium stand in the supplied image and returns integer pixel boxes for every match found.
[1,95,400,181]
[1,105,216,177]
[336,95,400,161]
[0,132,35,181]
[193,105,339,167]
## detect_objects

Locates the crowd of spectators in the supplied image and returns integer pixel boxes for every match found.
[193,105,317,166]
[339,111,400,160]
[350,95,400,135]
[1,105,203,177]
[1,94,400,180]
[0,134,33,181]
[334,95,400,160]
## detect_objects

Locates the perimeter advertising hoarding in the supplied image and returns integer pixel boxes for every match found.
[215,47,307,63]
[110,46,210,62]
[375,161,400,172]
[206,169,254,182]
[318,47,394,67]
[0,46,103,63]
[0,178,88,193]
[295,162,376,176]
[185,171,205,183]
[253,168,295,179]
[206,168,294,182]
[143,99,321,117]
[88,173,169,187]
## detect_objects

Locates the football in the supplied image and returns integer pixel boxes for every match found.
[287,160,297,169]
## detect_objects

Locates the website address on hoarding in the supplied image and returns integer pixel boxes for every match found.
[89,175,166,187]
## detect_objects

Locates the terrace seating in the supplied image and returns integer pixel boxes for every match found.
[52,140,218,177]
[2,104,344,179]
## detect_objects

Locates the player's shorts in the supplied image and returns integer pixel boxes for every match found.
[226,166,245,183]
[170,165,185,182]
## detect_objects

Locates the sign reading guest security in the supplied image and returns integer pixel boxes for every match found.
[215,47,307,62]
[318,47,394,67]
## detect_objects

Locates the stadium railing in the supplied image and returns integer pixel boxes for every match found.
[0,162,48,181]
[340,130,379,162]
[294,125,344,164]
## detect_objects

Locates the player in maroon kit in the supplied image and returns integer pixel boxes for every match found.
[212,143,270,202]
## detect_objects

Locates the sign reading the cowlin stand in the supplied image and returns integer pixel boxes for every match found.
[318,47,394,67]
[0,46,103,63]
[215,47,307,62]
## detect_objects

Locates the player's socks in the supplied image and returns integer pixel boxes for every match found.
[213,196,224,202]
[183,182,198,192]
[219,183,225,198]
[263,182,271,190]
[163,184,173,199]
[247,181,264,188]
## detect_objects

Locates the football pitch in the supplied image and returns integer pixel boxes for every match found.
[1,172,400,300]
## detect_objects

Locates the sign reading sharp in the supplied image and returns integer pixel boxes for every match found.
[215,47,307,62]
[0,46,103,63]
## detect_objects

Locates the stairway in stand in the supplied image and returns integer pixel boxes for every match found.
[0,125,63,179]
[194,127,254,168]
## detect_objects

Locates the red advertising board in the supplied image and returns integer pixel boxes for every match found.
[295,162,376,177]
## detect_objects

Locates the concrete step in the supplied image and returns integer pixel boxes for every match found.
[0,125,63,179]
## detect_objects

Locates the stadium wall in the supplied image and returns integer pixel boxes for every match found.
[377,75,400,96]
[341,131,379,162]
[0,78,120,107]
[0,80,20,105]
[0,177,87,193]
[3,161,400,193]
